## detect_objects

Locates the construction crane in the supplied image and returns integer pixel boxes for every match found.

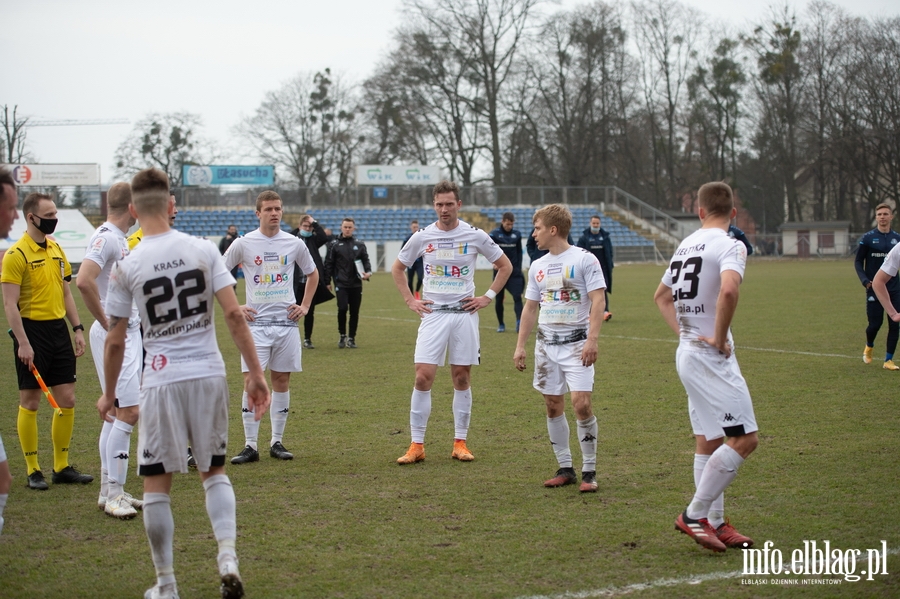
[28,118,129,127]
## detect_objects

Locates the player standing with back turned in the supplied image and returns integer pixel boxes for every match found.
[101,168,270,599]
[654,181,758,553]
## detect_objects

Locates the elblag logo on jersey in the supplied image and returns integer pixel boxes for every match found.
[426,264,468,277]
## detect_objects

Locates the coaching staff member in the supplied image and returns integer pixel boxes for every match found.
[856,203,900,370]
[2,192,93,490]
[324,218,372,349]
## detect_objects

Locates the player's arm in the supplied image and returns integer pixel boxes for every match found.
[698,269,741,357]
[2,282,34,369]
[513,299,540,371]
[855,242,871,288]
[392,258,432,316]
[872,269,900,321]
[63,281,86,357]
[465,254,513,312]
[75,259,108,330]
[99,315,128,421]
[581,287,606,367]
[217,284,271,420]
[653,281,679,336]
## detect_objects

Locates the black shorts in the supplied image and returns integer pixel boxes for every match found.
[13,319,76,390]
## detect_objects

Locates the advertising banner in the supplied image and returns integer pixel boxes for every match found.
[4,164,100,186]
[355,165,441,186]
[182,165,274,186]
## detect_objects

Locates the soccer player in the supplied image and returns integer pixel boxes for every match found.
[653,181,758,553]
[576,215,614,322]
[489,212,525,332]
[855,203,900,369]
[2,192,92,490]
[100,168,270,599]
[514,205,606,492]
[224,191,319,465]
[391,180,512,464]
[76,182,144,519]
[127,189,178,249]
[0,167,20,532]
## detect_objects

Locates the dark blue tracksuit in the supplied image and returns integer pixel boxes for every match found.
[855,228,900,354]
[489,225,525,328]
[576,227,614,311]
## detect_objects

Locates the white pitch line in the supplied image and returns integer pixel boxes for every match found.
[513,548,900,599]
[325,310,859,360]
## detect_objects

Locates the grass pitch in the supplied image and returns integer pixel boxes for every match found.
[0,259,898,598]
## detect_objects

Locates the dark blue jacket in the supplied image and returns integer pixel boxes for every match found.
[856,228,900,294]
[489,226,524,276]
[576,227,614,293]
[728,225,754,255]
[527,229,574,263]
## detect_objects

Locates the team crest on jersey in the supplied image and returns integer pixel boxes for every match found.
[535,270,545,282]
[254,255,263,265]
[425,244,436,253]
[892,239,898,245]
[91,237,106,252]
[150,354,168,371]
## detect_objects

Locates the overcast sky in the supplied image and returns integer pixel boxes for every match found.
[2,0,897,184]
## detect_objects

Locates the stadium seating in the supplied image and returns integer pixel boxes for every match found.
[173,207,654,247]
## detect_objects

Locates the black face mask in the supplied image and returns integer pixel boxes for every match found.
[31,216,58,235]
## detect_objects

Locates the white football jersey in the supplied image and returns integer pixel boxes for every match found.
[397,219,503,308]
[224,229,316,325]
[661,227,747,347]
[525,245,606,336]
[82,221,140,326]
[879,242,900,278]
[106,230,235,388]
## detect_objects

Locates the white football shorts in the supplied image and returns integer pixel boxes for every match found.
[241,323,301,373]
[90,321,142,408]
[533,338,595,395]
[414,310,481,366]
[138,377,230,474]
[0,432,6,463]
[676,345,758,440]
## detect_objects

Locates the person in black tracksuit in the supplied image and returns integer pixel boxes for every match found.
[291,214,331,349]
[855,202,900,369]
[489,212,525,332]
[402,220,424,295]
[576,215,614,321]
[324,217,372,349]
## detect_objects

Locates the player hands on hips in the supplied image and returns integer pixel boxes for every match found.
[514,205,606,494]
[392,180,512,465]
[654,181,759,553]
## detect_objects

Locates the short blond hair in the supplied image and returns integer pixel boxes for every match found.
[107,182,132,215]
[532,204,572,239]
[875,203,893,214]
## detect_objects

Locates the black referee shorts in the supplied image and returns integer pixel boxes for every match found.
[13,318,77,390]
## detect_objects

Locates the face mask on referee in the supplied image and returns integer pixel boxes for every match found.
[30,215,58,235]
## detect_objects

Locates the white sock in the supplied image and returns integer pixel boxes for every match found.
[143,493,176,587]
[577,416,598,472]
[694,453,725,528]
[0,493,7,536]
[203,474,237,556]
[99,419,114,497]
[687,445,744,520]
[107,419,133,498]
[241,391,259,450]
[547,414,572,468]
[452,388,472,440]
[410,388,432,444]
[270,391,290,445]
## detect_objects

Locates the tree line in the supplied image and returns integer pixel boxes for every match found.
[5,0,898,232]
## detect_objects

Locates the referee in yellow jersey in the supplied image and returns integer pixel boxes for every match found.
[1,192,93,490]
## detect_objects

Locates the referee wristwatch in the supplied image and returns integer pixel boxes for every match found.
[72,324,85,332]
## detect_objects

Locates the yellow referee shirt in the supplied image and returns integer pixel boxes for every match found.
[1,234,72,320]
[127,227,143,250]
